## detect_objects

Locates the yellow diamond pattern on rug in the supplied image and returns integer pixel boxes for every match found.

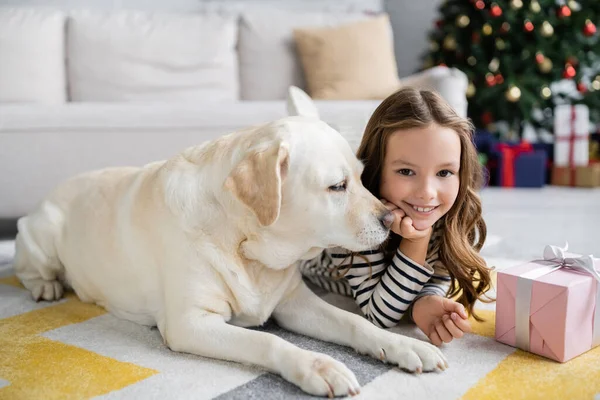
[2,272,600,400]
[0,277,158,400]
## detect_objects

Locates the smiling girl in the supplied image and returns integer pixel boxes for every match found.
[300,88,493,346]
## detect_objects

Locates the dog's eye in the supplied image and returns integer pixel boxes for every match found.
[328,180,347,192]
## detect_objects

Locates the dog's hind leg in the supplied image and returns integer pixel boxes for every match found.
[13,202,65,302]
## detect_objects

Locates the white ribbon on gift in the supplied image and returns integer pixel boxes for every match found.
[515,243,600,351]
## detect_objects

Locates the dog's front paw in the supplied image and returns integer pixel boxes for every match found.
[374,335,448,374]
[282,351,361,398]
[25,278,64,302]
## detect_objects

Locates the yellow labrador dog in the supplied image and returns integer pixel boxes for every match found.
[14,105,447,397]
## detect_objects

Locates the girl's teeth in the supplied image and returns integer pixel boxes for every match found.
[412,205,435,213]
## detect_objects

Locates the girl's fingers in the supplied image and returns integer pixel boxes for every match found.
[400,216,414,235]
[450,312,472,333]
[429,330,443,347]
[381,199,398,211]
[392,208,406,219]
[435,320,453,344]
[442,314,464,339]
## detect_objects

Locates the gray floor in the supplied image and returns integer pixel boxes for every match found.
[479,187,599,260]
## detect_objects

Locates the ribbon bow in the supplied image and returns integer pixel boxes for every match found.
[542,243,600,282]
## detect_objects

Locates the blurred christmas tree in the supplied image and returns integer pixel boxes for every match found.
[425,0,600,137]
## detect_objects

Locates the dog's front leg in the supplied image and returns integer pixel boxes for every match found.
[165,311,361,397]
[273,283,448,373]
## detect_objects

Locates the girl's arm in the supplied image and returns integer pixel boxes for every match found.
[298,246,432,326]
[298,241,449,329]
[406,258,452,321]
[344,246,437,328]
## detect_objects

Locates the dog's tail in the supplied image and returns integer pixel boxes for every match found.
[286,86,320,119]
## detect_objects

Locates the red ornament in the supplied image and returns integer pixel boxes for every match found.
[481,111,494,125]
[557,5,571,18]
[577,82,587,93]
[486,74,497,87]
[500,22,511,34]
[436,19,444,28]
[583,20,597,36]
[439,62,447,67]
[524,21,534,32]
[535,52,545,64]
[490,4,503,17]
[472,32,481,43]
[495,74,504,84]
[475,0,485,10]
[563,64,576,79]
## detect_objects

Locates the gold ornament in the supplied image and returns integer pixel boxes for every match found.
[483,23,493,35]
[539,58,553,73]
[593,77,600,91]
[467,82,476,98]
[511,0,523,9]
[489,58,500,72]
[541,21,554,37]
[506,85,522,102]
[541,86,552,99]
[568,0,581,11]
[443,35,457,50]
[467,56,477,66]
[456,15,470,28]
[496,38,506,50]
[530,0,541,12]
[430,41,439,51]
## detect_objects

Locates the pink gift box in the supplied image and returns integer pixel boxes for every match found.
[495,257,600,362]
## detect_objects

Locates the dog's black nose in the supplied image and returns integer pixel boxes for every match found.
[379,211,394,229]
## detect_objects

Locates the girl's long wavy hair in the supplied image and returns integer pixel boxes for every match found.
[355,87,493,320]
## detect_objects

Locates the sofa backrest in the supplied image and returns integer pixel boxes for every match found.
[67,11,239,102]
[0,4,386,103]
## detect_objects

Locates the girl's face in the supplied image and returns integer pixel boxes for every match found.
[379,124,461,231]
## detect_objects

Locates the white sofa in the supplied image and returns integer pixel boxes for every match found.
[0,7,468,218]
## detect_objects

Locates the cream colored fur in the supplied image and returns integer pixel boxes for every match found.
[14,102,447,396]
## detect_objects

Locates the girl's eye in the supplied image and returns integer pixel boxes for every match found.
[437,170,454,178]
[396,169,414,176]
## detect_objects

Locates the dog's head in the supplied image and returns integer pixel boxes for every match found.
[225,88,392,269]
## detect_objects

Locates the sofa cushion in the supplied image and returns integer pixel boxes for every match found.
[294,14,400,100]
[67,11,238,102]
[238,12,369,101]
[0,8,66,104]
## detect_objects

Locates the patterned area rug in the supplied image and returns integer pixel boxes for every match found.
[1,240,599,400]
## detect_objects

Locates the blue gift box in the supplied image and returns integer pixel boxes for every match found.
[474,131,548,188]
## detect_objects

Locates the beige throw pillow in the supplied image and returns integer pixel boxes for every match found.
[293,15,400,100]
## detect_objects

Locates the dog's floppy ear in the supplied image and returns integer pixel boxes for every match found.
[287,86,320,119]
[225,140,290,226]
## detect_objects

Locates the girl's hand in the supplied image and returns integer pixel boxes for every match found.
[411,295,472,346]
[380,199,431,241]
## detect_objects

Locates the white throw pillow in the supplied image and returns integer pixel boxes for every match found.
[67,11,238,102]
[0,8,66,104]
[238,12,369,101]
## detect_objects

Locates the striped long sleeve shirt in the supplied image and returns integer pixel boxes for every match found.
[299,227,452,328]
